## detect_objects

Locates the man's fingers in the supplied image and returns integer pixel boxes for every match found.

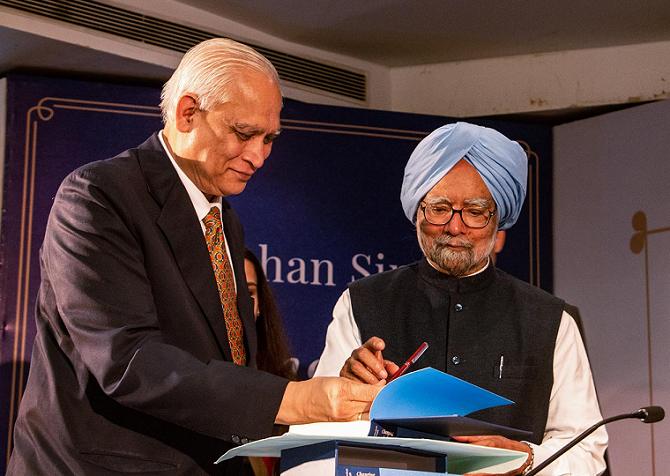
[452,435,486,443]
[347,379,384,402]
[351,347,388,379]
[347,409,371,422]
[276,377,382,425]
[453,435,529,454]
[384,359,400,375]
[338,337,390,384]
[452,435,498,447]
[342,358,382,384]
[329,379,380,421]
[363,336,386,352]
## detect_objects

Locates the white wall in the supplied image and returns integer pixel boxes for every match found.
[5,1,669,117]
[554,99,670,475]
[391,41,670,117]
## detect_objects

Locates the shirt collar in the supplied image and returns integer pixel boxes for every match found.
[425,256,491,278]
[158,130,221,223]
[419,257,495,293]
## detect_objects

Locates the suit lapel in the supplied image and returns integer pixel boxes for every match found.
[136,133,233,361]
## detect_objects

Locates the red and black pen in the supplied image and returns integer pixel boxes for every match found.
[386,341,429,382]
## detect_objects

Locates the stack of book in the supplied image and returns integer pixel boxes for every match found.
[217,368,530,475]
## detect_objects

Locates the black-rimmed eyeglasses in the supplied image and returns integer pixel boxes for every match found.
[419,202,496,229]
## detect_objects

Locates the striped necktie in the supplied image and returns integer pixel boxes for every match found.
[202,206,247,365]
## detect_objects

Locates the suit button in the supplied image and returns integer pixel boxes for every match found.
[455,303,463,312]
[452,355,461,365]
[241,437,249,444]
[232,435,240,444]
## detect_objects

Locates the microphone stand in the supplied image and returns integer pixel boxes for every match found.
[524,410,651,476]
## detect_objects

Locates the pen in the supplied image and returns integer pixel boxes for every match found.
[387,342,429,382]
[498,355,504,379]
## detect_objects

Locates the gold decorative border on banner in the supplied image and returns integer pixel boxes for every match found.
[6,97,162,463]
[280,118,428,141]
[519,141,541,288]
[630,210,669,476]
[5,99,545,462]
[282,121,544,285]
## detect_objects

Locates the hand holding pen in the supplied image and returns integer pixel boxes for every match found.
[387,342,429,382]
[340,336,400,384]
[340,338,429,385]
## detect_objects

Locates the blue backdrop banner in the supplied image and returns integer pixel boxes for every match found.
[0,74,552,470]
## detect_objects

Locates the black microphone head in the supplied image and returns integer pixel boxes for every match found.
[637,406,665,423]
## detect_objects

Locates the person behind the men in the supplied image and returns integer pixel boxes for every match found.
[8,38,379,475]
[314,122,607,475]
[245,247,301,476]
[244,248,296,381]
[242,248,295,476]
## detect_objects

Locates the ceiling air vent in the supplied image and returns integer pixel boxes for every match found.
[0,0,367,102]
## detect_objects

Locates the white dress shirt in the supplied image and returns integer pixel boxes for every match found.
[158,131,237,291]
[314,273,608,475]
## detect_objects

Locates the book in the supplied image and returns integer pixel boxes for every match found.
[215,368,530,474]
[279,440,447,476]
[289,367,531,441]
[215,433,526,474]
[370,416,531,440]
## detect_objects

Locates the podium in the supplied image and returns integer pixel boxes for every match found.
[216,433,527,475]
[280,440,447,475]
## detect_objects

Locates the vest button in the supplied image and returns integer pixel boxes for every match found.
[455,303,463,312]
[451,355,461,365]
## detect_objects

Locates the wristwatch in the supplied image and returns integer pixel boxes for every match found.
[520,442,535,475]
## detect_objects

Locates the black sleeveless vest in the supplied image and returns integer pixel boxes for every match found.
[349,259,564,444]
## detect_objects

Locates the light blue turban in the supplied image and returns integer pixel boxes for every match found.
[400,122,527,230]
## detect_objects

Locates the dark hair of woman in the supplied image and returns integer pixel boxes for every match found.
[244,248,297,381]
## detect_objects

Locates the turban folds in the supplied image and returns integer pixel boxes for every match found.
[400,122,527,230]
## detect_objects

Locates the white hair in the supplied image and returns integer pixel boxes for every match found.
[160,38,281,124]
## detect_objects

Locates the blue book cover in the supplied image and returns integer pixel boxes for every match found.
[369,368,531,439]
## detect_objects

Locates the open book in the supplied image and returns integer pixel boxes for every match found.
[292,367,531,440]
[216,368,530,474]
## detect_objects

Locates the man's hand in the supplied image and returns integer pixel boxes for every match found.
[339,337,400,384]
[453,435,533,476]
[275,377,383,425]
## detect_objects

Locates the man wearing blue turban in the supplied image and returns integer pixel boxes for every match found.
[315,123,607,475]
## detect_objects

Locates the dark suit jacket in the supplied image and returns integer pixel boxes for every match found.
[8,133,288,475]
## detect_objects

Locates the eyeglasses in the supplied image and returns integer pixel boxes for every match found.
[419,202,496,229]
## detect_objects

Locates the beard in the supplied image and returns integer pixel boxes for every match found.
[420,231,495,277]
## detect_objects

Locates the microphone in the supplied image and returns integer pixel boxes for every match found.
[525,406,664,476]
[635,405,665,423]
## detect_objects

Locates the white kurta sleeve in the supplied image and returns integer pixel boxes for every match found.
[313,289,362,377]
[528,310,608,475]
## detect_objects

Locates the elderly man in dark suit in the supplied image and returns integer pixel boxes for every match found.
[7,38,378,475]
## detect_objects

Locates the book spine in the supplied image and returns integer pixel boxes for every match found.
[369,421,454,442]
[368,421,396,437]
[337,465,380,476]
[337,465,442,476]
